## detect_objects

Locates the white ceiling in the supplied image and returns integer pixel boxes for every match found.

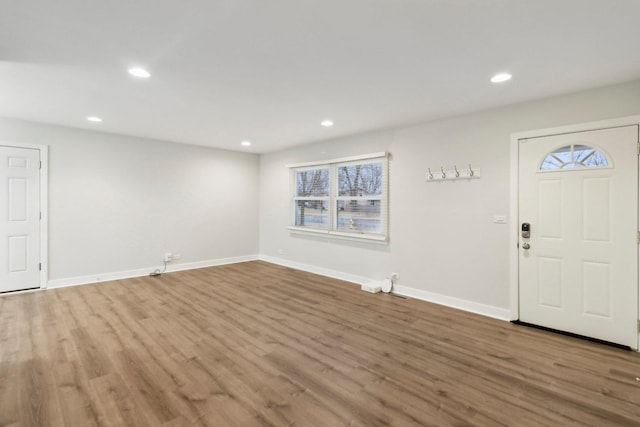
[2,1,640,153]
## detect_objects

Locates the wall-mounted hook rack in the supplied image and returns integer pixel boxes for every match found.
[425,164,481,182]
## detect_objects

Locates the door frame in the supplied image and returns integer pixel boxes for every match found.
[0,141,48,290]
[509,115,640,349]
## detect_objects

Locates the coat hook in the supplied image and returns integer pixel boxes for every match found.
[441,166,446,178]
[454,165,460,178]
[428,168,433,179]
[468,164,474,177]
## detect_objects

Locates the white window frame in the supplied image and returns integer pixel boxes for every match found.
[287,152,389,242]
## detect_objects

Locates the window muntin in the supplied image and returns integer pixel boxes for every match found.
[540,144,609,170]
[289,154,388,241]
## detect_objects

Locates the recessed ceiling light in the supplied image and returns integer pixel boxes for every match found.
[490,73,512,83]
[87,116,103,122]
[128,67,151,78]
[241,141,252,147]
[321,120,334,127]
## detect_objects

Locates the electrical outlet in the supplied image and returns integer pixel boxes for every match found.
[391,272,400,282]
[277,249,284,255]
[164,252,173,262]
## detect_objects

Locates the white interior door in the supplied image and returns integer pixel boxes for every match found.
[518,126,638,348]
[0,145,41,292]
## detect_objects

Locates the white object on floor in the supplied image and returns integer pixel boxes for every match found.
[361,283,381,293]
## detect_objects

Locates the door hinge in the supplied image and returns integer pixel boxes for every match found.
[39,212,42,220]
[39,161,42,169]
[637,231,640,244]
[38,262,42,271]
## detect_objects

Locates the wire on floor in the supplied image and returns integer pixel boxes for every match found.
[149,260,167,277]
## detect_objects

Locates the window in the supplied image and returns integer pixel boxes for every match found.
[294,167,329,230]
[289,153,388,241]
[540,144,609,170]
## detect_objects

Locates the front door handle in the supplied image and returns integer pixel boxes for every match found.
[522,242,530,250]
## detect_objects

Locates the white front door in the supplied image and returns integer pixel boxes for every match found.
[0,145,41,292]
[518,125,638,348]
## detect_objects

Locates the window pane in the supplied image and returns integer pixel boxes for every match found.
[296,169,329,197]
[541,155,562,170]
[336,200,382,234]
[295,200,329,229]
[578,149,608,167]
[540,144,608,170]
[338,162,383,197]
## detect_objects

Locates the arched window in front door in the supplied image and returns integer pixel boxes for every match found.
[540,144,609,170]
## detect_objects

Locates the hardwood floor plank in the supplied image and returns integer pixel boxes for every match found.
[0,361,21,426]
[17,357,65,427]
[53,361,106,427]
[70,327,114,380]
[1,260,639,426]
[114,348,180,425]
[90,373,156,427]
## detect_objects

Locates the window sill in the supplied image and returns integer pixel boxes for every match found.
[287,226,389,244]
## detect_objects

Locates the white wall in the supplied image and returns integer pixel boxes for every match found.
[0,117,259,284]
[260,79,640,318]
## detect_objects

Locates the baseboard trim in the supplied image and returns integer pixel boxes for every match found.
[258,255,375,287]
[47,254,511,322]
[258,255,510,321]
[47,255,259,289]
[393,285,512,321]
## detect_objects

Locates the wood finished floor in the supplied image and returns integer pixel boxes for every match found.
[1,261,639,426]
